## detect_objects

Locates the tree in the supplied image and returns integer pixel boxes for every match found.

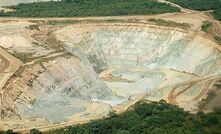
[30,129,41,134]
[5,130,14,134]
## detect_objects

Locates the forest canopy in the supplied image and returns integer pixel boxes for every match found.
[1,101,221,134]
[167,0,221,20]
[43,101,221,134]
[0,0,180,17]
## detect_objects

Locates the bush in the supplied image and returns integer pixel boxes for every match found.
[30,129,41,134]
[201,21,212,33]
[5,130,14,134]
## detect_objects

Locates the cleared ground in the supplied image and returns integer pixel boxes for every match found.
[0,47,21,89]
[0,2,221,132]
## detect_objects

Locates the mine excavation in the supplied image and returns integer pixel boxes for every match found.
[0,0,221,133]
[0,18,220,131]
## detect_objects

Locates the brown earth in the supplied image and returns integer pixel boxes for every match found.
[0,0,220,132]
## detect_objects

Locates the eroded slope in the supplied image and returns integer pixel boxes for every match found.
[0,21,220,131]
[56,23,221,105]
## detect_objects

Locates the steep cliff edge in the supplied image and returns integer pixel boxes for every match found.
[0,22,220,131]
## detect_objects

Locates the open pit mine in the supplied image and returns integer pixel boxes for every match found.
[0,18,221,131]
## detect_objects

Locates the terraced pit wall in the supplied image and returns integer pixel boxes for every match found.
[0,22,220,131]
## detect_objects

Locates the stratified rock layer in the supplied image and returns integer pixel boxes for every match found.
[1,22,221,130]
[56,23,221,76]
[56,23,221,101]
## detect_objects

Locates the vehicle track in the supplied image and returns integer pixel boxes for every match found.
[158,0,194,13]
[0,2,220,131]
[160,0,221,38]
[167,76,220,105]
[0,54,10,73]
[192,79,215,101]
[168,84,193,104]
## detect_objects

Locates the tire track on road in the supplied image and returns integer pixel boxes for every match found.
[0,54,10,73]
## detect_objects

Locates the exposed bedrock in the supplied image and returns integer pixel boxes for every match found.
[56,23,221,99]
[1,23,221,129]
[1,56,122,126]
[56,23,221,76]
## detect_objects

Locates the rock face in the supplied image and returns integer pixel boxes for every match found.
[56,23,221,99]
[0,22,221,130]
[1,56,121,127]
[56,23,221,76]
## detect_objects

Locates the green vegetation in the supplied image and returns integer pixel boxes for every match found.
[44,20,125,26]
[200,21,221,45]
[149,19,190,30]
[27,24,40,31]
[198,91,217,110]
[201,21,213,33]
[45,20,79,26]
[11,51,29,63]
[0,129,18,134]
[2,100,221,134]
[167,0,221,20]
[213,4,221,20]
[0,0,180,17]
[41,100,221,134]
[214,36,221,44]
[167,0,217,11]
[30,129,42,134]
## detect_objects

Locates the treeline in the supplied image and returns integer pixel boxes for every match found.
[43,100,221,134]
[167,0,221,20]
[1,100,221,134]
[0,0,180,17]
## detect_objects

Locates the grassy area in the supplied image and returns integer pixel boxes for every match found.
[167,0,221,20]
[3,100,221,134]
[0,0,180,17]
[11,51,30,63]
[200,21,221,45]
[201,21,213,33]
[149,19,190,30]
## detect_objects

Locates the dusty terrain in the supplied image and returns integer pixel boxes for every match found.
[0,1,221,132]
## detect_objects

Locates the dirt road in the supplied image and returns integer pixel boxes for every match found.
[167,76,221,105]
[158,0,194,13]
[159,0,221,38]
[0,48,21,90]
[0,53,10,73]
[0,0,220,132]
